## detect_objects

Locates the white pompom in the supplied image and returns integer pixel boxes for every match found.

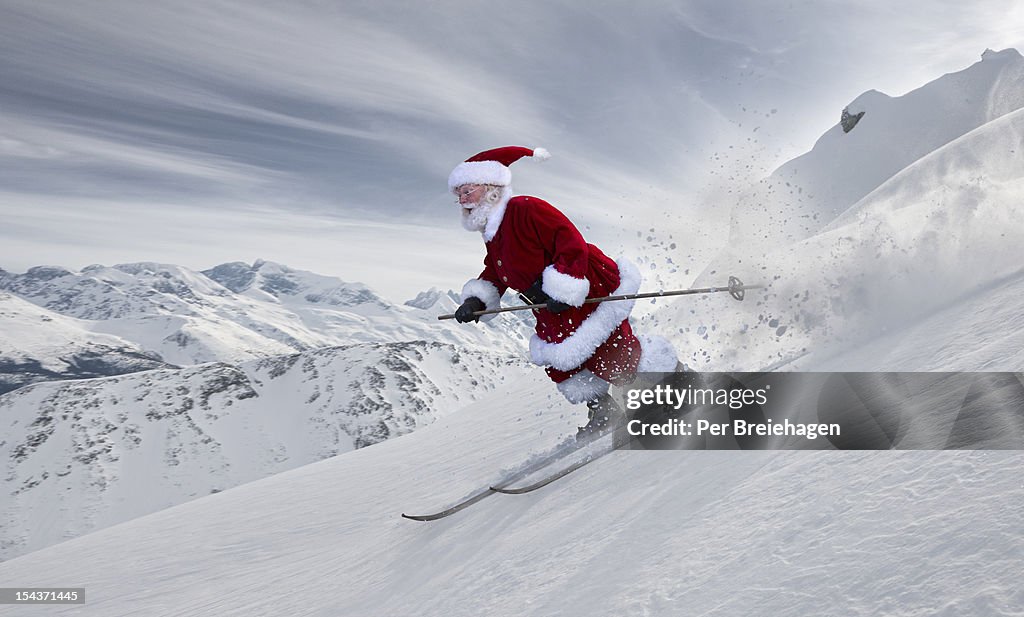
[532,147,551,161]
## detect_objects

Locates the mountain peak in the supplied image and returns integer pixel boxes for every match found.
[404,288,459,310]
[112,262,193,277]
[982,47,1022,62]
[202,262,257,293]
[251,258,291,273]
[24,265,74,281]
[730,48,1024,246]
[204,260,386,308]
[844,89,890,116]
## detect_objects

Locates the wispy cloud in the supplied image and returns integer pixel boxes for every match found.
[1,0,1020,299]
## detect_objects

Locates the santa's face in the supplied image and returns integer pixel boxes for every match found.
[455,184,487,206]
[455,184,496,232]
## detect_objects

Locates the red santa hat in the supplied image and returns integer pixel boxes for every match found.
[448,145,550,191]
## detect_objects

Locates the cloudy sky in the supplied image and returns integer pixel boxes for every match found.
[1,0,1021,301]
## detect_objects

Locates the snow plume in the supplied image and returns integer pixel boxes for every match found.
[787,108,1020,349]
[666,53,1024,371]
[730,48,1024,247]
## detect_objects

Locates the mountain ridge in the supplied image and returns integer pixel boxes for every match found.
[0,339,529,561]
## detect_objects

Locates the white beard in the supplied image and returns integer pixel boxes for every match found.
[459,186,508,233]
[460,200,497,232]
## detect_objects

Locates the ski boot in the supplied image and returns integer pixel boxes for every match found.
[576,393,626,441]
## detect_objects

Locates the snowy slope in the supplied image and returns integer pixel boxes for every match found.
[0,376,1019,616]
[0,292,171,394]
[0,341,529,561]
[729,48,1024,245]
[808,270,1024,372]
[665,69,1024,372]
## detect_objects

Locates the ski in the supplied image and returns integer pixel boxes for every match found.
[400,488,496,522]
[490,426,634,494]
[400,432,613,521]
[487,354,811,496]
[402,351,811,520]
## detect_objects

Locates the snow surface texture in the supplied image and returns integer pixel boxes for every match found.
[0,377,1020,616]
[661,49,1024,373]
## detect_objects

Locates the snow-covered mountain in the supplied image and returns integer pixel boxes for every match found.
[663,49,1024,372]
[0,292,172,395]
[0,340,529,561]
[0,260,532,368]
[0,259,534,560]
[730,48,1024,246]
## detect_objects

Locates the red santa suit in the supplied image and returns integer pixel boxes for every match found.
[451,146,677,403]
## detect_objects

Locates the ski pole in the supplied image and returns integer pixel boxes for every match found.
[438,276,760,321]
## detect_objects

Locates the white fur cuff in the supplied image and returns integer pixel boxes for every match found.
[529,257,642,371]
[542,264,590,307]
[462,278,501,323]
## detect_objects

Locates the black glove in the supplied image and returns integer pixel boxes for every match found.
[520,279,573,314]
[520,279,549,305]
[454,297,486,323]
[546,298,572,314]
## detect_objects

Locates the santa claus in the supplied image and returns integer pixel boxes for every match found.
[449,146,678,437]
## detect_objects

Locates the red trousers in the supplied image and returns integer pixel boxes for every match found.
[545,319,641,386]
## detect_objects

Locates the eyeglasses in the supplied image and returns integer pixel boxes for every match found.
[453,185,484,198]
